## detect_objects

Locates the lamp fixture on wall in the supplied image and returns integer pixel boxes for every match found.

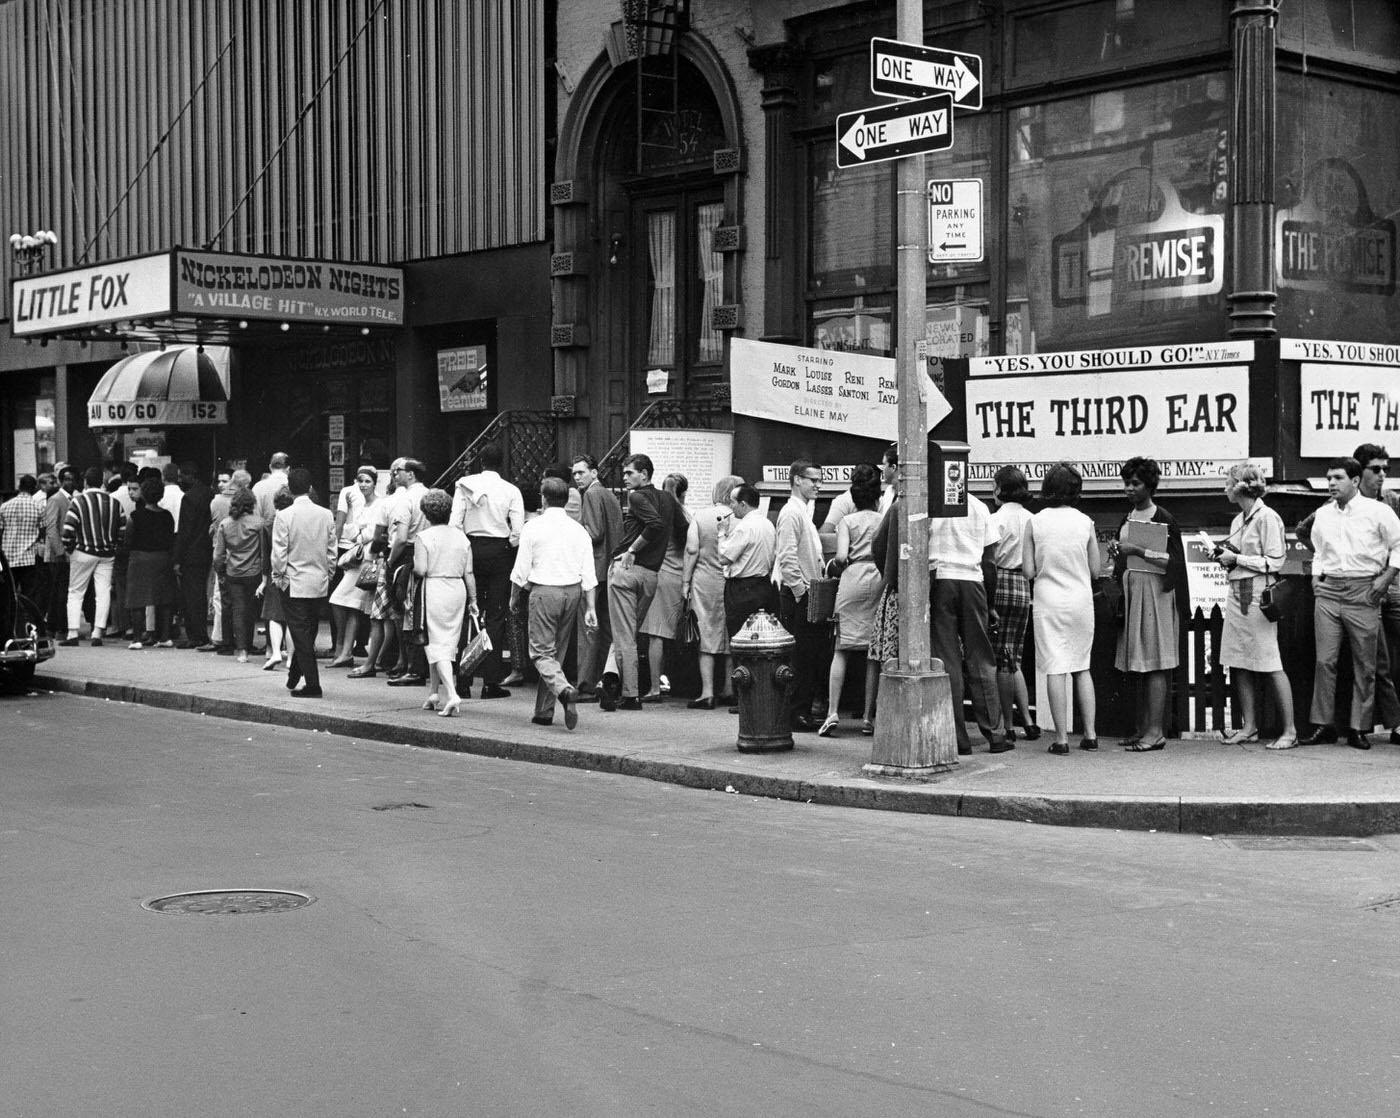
[609,232,624,266]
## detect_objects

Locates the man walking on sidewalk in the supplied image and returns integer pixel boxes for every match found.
[61,467,125,646]
[271,468,335,698]
[511,477,597,730]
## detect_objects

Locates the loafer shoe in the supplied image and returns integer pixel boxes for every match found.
[386,675,427,687]
[1077,738,1099,751]
[481,684,512,699]
[89,637,104,648]
[573,691,600,704]
[1390,729,1400,746]
[1347,729,1372,750]
[59,637,80,647]
[687,696,715,710]
[617,697,643,711]
[530,715,554,726]
[289,687,324,699]
[791,716,820,733]
[1299,725,1338,746]
[989,737,1016,753]
[561,688,579,730]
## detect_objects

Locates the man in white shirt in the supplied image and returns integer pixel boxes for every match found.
[510,477,598,730]
[253,452,291,523]
[929,491,1013,754]
[774,460,826,732]
[1299,457,1400,749]
[718,483,777,637]
[451,442,524,699]
[271,468,336,698]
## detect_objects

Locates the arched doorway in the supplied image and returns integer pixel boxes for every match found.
[557,45,740,457]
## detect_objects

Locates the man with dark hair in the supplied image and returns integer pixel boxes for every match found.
[37,471,70,635]
[572,453,623,700]
[1299,456,1400,748]
[604,453,672,710]
[386,457,431,686]
[0,475,44,601]
[174,461,214,649]
[61,466,125,646]
[510,476,598,729]
[271,467,335,698]
[718,482,777,638]
[774,460,826,731]
[451,442,523,698]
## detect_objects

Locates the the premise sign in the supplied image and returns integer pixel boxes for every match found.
[174,250,405,326]
[11,253,172,336]
[965,343,1252,487]
[1287,338,1400,458]
[730,338,951,440]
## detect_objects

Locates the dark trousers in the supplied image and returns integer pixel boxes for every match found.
[284,595,326,692]
[724,575,778,638]
[465,536,514,686]
[224,575,261,653]
[180,563,211,644]
[778,585,826,723]
[930,576,1005,750]
[576,561,612,690]
[43,559,69,635]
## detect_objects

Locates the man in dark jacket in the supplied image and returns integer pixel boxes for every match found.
[173,462,214,649]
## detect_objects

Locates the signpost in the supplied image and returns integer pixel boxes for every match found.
[928,178,984,263]
[870,36,983,110]
[835,93,954,168]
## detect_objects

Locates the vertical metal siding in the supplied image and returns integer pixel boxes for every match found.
[0,0,545,294]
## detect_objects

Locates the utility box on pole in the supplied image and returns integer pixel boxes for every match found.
[927,439,970,518]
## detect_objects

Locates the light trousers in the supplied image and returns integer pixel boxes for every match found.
[67,551,114,635]
[606,560,658,698]
[1311,576,1380,731]
[529,583,581,719]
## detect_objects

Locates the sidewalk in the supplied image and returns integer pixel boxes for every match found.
[30,641,1400,836]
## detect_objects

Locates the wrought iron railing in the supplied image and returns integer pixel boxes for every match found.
[431,410,559,495]
[596,398,733,488]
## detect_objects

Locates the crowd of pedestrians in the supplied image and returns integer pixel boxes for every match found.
[7,438,1400,755]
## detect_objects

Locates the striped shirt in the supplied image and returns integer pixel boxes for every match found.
[62,488,125,558]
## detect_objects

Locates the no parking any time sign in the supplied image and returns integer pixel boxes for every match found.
[928,179,983,264]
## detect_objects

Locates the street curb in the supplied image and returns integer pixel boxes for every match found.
[33,673,1398,836]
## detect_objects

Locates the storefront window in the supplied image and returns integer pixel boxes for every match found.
[1007,75,1229,353]
[1010,0,1223,84]
[1275,74,1400,342]
[1279,0,1400,72]
[810,142,894,294]
[811,295,892,356]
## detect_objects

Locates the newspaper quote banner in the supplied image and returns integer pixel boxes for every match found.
[730,338,951,440]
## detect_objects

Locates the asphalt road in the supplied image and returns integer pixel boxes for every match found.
[5,690,1400,1118]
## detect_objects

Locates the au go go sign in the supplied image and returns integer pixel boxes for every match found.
[88,400,226,427]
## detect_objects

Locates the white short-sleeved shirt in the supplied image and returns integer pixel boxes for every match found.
[929,494,1000,581]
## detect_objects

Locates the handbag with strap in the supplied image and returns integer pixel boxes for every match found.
[356,552,386,590]
[457,610,492,677]
[805,559,841,624]
[1258,574,1294,623]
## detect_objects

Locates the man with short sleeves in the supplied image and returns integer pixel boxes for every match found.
[929,490,1013,754]
[572,454,623,699]
[0,475,44,601]
[774,461,826,732]
[1298,457,1400,749]
[61,466,125,646]
[451,442,524,698]
[271,467,336,698]
[511,477,598,730]
[718,483,777,637]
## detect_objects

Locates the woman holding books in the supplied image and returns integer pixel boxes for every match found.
[1109,457,1188,751]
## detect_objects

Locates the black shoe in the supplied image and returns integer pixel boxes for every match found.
[617,697,643,711]
[195,642,217,652]
[286,675,301,692]
[215,645,236,656]
[1048,742,1070,755]
[1299,725,1338,746]
[599,683,618,711]
[1391,729,1400,746]
[561,688,579,730]
[176,640,196,650]
[574,691,599,704]
[289,687,324,699]
[59,637,79,647]
[1022,723,1042,741]
[791,715,820,732]
[386,675,427,687]
[687,696,715,710]
[1347,729,1372,750]
[531,714,554,726]
[90,637,104,648]
[989,737,1016,754]
[481,684,512,699]
[957,744,972,755]
[1077,738,1099,751]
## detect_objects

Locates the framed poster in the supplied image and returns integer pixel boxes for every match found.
[438,345,489,412]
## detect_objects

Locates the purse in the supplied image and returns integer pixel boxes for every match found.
[337,543,365,570]
[1259,575,1293,623]
[805,559,841,624]
[680,607,701,645]
[457,611,493,677]
[356,553,385,590]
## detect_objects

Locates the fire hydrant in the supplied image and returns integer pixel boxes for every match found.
[728,610,796,752]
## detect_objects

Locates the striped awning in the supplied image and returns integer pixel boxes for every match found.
[87,347,228,428]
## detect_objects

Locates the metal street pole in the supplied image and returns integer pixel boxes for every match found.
[866,0,959,777]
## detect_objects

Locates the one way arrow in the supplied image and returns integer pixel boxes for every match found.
[835,93,955,168]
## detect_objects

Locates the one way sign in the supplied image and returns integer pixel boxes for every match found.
[871,37,983,111]
[835,93,954,168]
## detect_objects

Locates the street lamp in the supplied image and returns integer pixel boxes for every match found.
[8,229,58,274]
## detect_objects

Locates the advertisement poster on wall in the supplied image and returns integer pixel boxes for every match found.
[1287,339,1400,459]
[437,345,489,412]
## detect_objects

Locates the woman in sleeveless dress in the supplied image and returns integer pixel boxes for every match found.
[413,488,476,718]
[820,464,885,737]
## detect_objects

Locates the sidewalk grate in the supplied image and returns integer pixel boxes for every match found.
[142,889,315,916]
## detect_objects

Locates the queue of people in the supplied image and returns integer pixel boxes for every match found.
[12,438,1400,757]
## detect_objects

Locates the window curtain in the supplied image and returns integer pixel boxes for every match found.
[696,202,724,363]
[647,211,677,367]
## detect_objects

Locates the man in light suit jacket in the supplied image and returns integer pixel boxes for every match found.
[271,467,336,698]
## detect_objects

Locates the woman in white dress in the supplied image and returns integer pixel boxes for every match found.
[819,464,885,737]
[1215,461,1296,748]
[412,488,477,718]
[1023,463,1100,755]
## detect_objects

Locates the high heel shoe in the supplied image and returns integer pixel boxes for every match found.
[817,714,839,737]
[421,695,440,711]
[438,698,461,718]
[262,656,281,671]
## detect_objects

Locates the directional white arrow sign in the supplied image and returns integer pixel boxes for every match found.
[835,93,955,168]
[870,37,984,111]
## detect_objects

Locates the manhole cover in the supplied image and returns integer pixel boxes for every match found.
[143,889,315,916]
